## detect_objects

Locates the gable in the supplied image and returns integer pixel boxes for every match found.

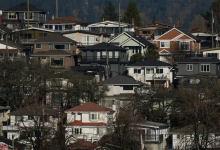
[110,34,130,44]
[157,29,181,40]
[159,49,172,54]
[178,35,191,40]
[122,38,143,47]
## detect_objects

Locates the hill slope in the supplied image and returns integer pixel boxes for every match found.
[0,0,215,30]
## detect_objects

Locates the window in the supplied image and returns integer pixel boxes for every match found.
[123,85,133,90]
[8,13,16,19]
[156,69,163,73]
[66,44,69,49]
[50,44,53,50]
[102,51,106,58]
[51,79,62,87]
[146,68,154,74]
[115,51,119,58]
[51,58,63,66]
[55,25,62,31]
[45,25,53,29]
[36,44,41,49]
[53,44,69,49]
[201,64,210,72]
[143,31,150,34]
[89,113,100,120]
[207,53,218,57]
[161,41,170,48]
[179,42,189,51]
[24,13,33,19]
[187,64,193,71]
[28,115,34,120]
[75,128,82,134]
[65,25,72,30]
[0,53,3,57]
[134,68,141,74]
[52,93,63,106]
[39,33,47,37]
[20,33,32,39]
[82,36,95,45]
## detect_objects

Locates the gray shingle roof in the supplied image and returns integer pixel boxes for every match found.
[33,33,77,43]
[104,75,144,85]
[32,50,71,56]
[128,58,170,67]
[0,25,12,34]
[4,2,47,12]
[81,43,126,51]
[177,57,220,63]
[126,32,153,46]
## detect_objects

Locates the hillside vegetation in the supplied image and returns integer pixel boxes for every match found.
[0,0,215,30]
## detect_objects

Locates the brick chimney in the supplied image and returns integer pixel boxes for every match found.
[132,18,135,25]
[135,29,140,37]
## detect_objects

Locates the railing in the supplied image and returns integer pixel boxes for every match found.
[153,74,169,80]
[81,56,119,62]
[20,39,37,43]
[2,125,19,131]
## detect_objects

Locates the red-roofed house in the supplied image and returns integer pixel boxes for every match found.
[64,102,114,143]
[154,27,201,63]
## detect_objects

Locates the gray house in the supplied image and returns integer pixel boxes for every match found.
[80,43,128,77]
[2,2,47,29]
[177,57,220,76]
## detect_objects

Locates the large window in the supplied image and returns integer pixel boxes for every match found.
[8,13,16,19]
[24,13,33,19]
[146,68,154,74]
[55,25,62,31]
[45,25,53,29]
[50,44,69,50]
[187,64,193,71]
[156,69,163,73]
[36,44,41,49]
[65,25,72,30]
[201,64,210,72]
[51,58,63,66]
[75,128,82,134]
[115,51,119,58]
[161,42,170,48]
[89,113,100,120]
[180,42,190,51]
[123,85,133,90]
[134,68,141,74]
[82,36,95,45]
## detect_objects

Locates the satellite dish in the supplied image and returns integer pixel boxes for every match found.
[96,37,100,42]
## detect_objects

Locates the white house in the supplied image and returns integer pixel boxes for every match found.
[109,32,153,61]
[126,58,173,88]
[3,104,59,140]
[65,102,114,143]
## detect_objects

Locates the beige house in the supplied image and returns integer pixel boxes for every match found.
[0,106,10,136]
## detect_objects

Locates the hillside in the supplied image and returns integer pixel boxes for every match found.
[0,0,216,30]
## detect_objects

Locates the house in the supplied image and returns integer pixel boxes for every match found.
[12,27,54,45]
[43,16,90,32]
[126,58,173,88]
[66,139,98,150]
[80,43,128,77]
[0,40,28,59]
[201,47,220,59]
[176,57,220,77]
[31,33,77,70]
[0,105,10,136]
[2,2,47,29]
[102,75,144,108]
[87,21,135,37]
[65,102,114,143]
[109,32,153,61]
[0,136,25,150]
[2,104,59,140]
[154,27,201,63]
[136,22,173,40]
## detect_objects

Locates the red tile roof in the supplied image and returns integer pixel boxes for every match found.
[66,120,107,126]
[65,102,114,112]
[44,16,90,24]
[67,139,97,149]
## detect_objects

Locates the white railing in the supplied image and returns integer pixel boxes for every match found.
[153,74,169,80]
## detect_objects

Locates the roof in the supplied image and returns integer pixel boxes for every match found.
[126,32,153,46]
[44,16,89,25]
[0,40,27,49]
[0,106,10,110]
[177,57,220,63]
[201,47,220,52]
[4,2,47,12]
[71,66,105,72]
[62,30,109,36]
[81,43,126,51]
[104,75,144,85]
[88,21,133,27]
[10,104,58,116]
[13,27,55,33]
[67,139,97,150]
[0,25,12,34]
[0,136,25,150]
[127,58,170,67]
[177,27,201,42]
[66,120,107,126]
[32,50,71,56]
[33,33,77,43]
[65,102,114,112]
[137,121,169,129]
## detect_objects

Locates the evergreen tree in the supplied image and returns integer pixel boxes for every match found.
[100,1,118,21]
[152,15,157,24]
[124,1,142,27]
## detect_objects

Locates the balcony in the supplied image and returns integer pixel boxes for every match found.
[2,125,19,132]
[81,56,119,62]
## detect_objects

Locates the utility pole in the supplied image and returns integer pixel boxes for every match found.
[106,48,109,79]
[6,34,8,54]
[212,10,214,48]
[27,0,29,28]
[56,0,58,18]
[119,2,121,34]
[12,135,14,150]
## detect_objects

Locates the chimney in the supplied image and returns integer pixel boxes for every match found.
[177,20,180,28]
[0,10,2,25]
[170,58,173,66]
[52,14,55,20]
[135,29,140,37]
[132,18,135,25]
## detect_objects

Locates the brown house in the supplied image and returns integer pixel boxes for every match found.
[32,33,77,70]
[154,27,201,64]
